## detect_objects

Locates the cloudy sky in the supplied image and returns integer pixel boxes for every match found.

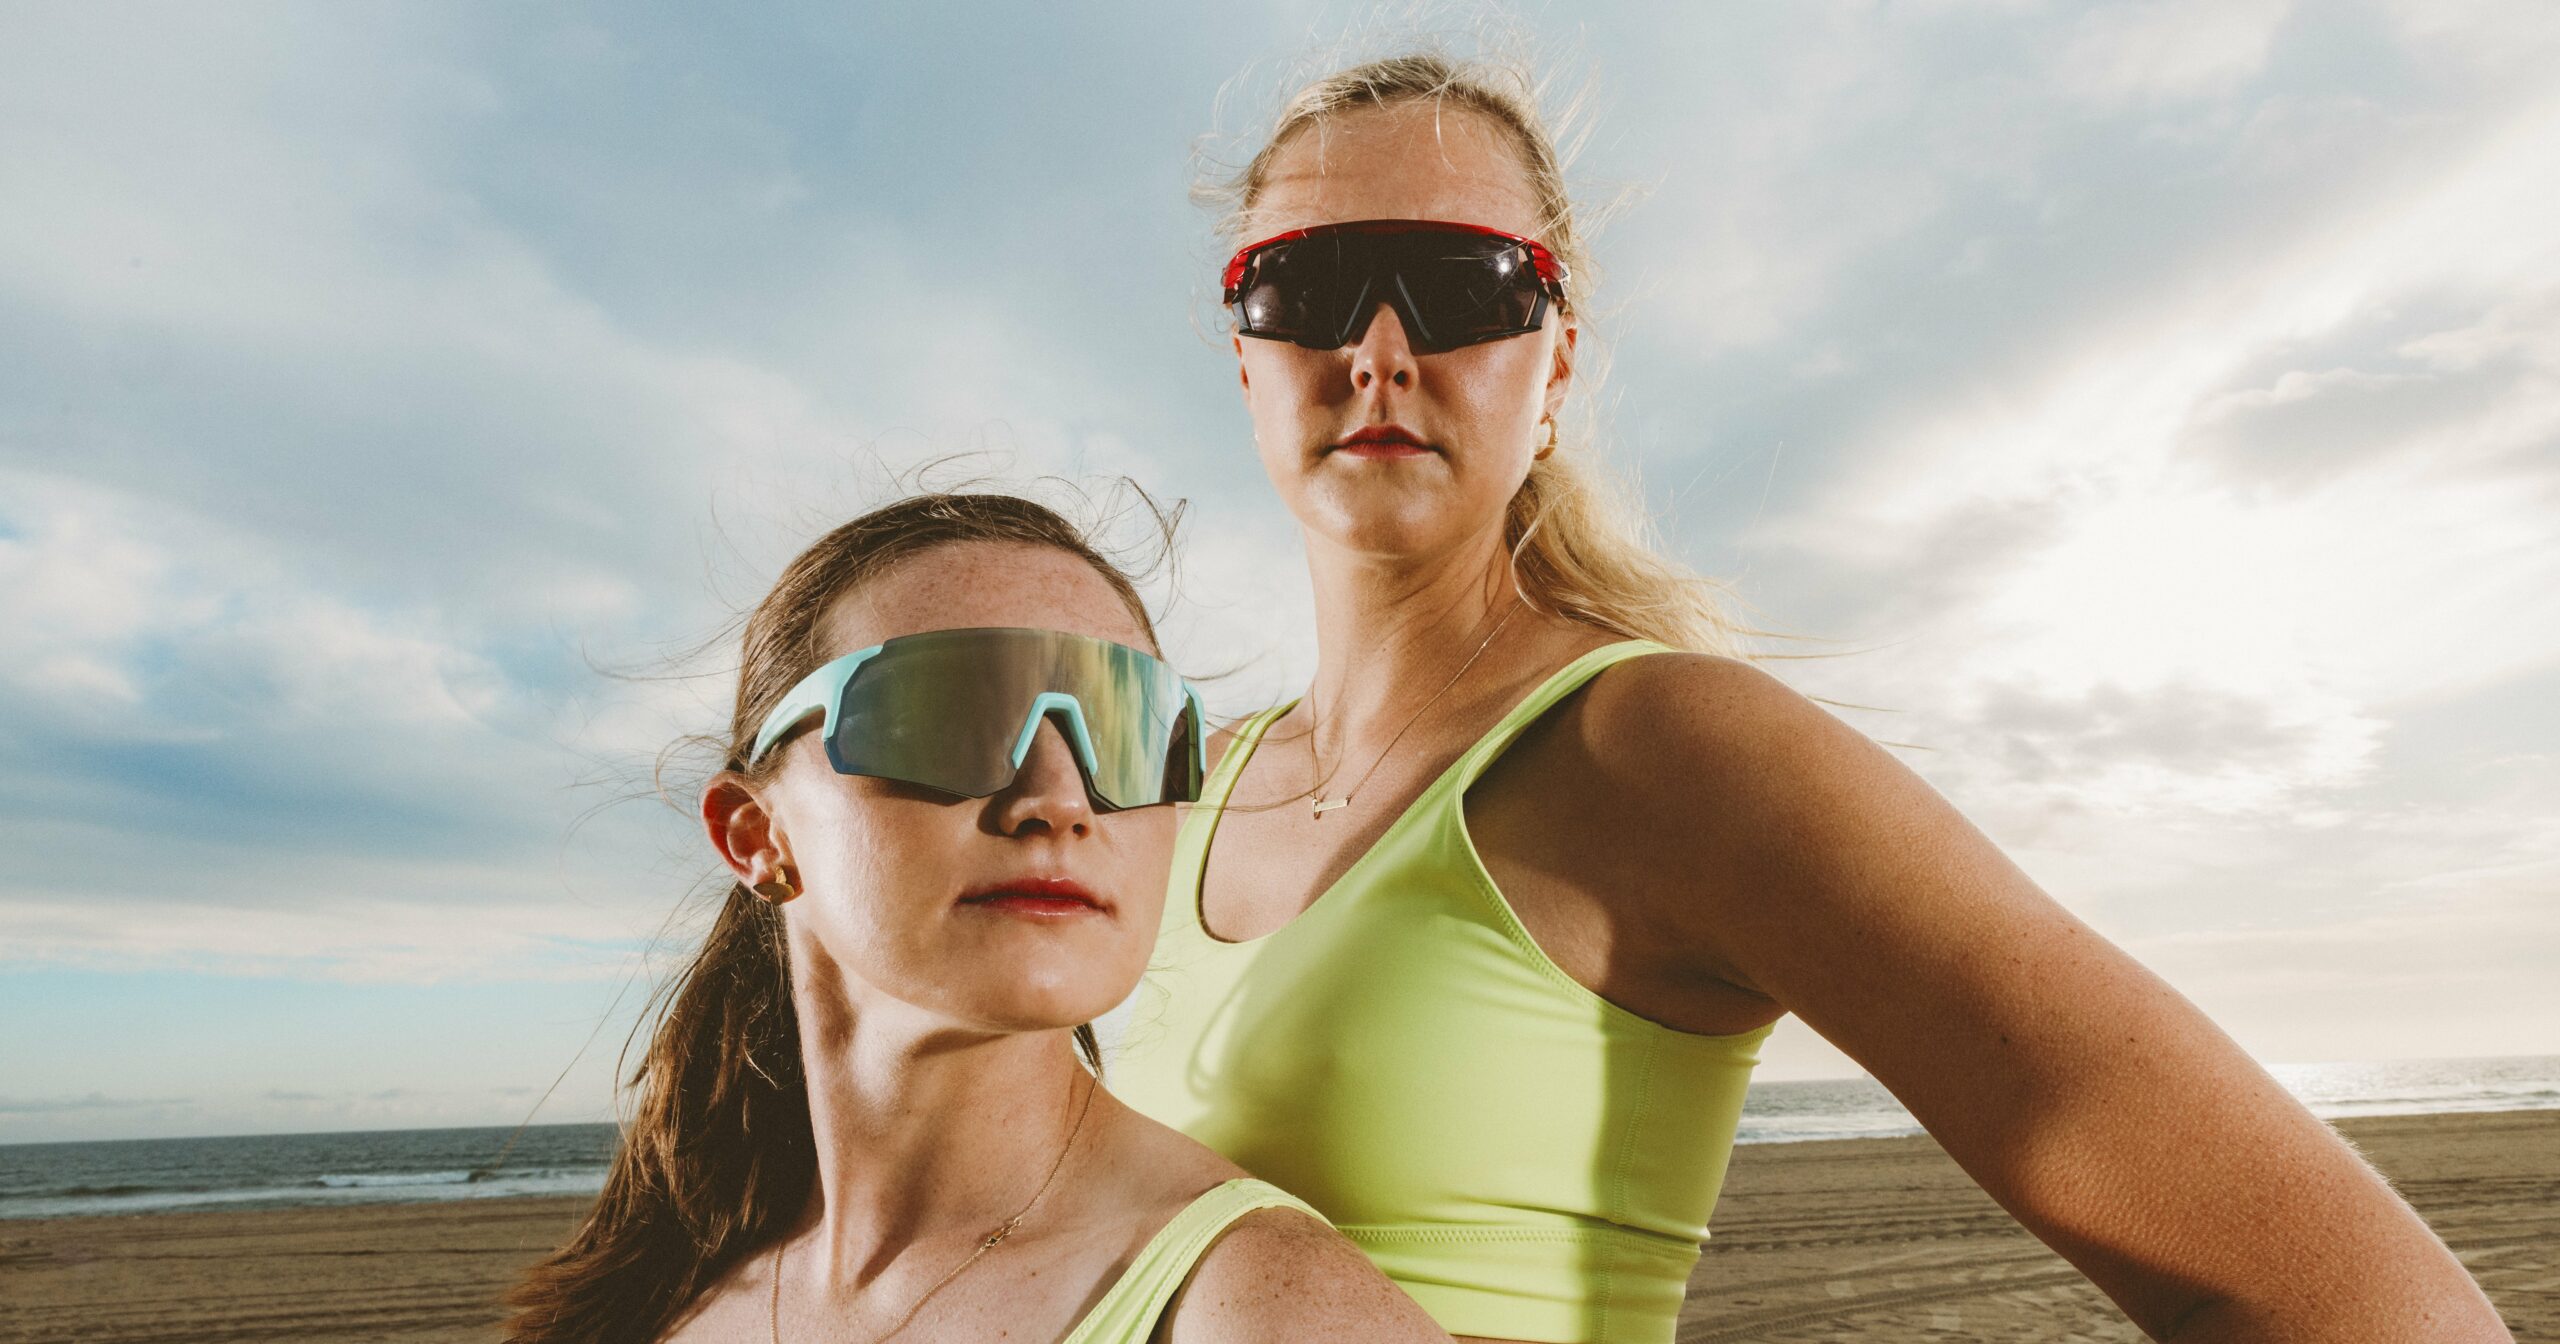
[3,1,2554,1144]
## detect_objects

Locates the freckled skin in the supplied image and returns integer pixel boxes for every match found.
[752,542,1171,1051]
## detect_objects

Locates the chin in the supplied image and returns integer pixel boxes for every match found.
[1327,510,1490,564]
[1303,481,1477,555]
[985,952,1136,1026]
[975,986,1122,1035]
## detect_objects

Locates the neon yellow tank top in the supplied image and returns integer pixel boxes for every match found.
[1060,1178,1323,1343]
[1113,641,1771,1344]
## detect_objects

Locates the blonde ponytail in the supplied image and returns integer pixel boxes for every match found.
[1506,442,1746,656]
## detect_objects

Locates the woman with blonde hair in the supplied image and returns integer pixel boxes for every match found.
[1111,52,2510,1344]
[506,494,1445,1342]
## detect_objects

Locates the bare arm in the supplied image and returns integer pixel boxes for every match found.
[1590,655,2508,1342]
[1160,1207,1449,1343]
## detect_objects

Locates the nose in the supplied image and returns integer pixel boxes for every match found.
[1347,297,1418,391]
[988,714,1094,839]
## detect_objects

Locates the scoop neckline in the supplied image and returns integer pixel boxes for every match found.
[1186,640,1659,947]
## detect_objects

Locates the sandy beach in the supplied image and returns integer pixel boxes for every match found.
[1,1109,2548,1342]
[1679,1108,2556,1341]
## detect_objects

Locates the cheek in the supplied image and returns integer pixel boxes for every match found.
[1240,347,1330,428]
[1097,807,1176,928]
[785,796,1176,1027]
[1455,340,1556,427]
[785,794,961,968]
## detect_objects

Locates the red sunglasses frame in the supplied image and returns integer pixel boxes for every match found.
[1219,218,1571,303]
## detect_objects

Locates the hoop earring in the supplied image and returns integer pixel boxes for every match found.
[750,861,798,903]
[1535,418,1559,461]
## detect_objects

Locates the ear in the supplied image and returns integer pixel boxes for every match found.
[1543,320,1578,423]
[1233,333,1250,393]
[702,772,783,889]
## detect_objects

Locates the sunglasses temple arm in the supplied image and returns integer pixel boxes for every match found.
[747,646,880,766]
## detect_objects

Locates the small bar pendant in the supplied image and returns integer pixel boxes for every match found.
[1311,796,1348,818]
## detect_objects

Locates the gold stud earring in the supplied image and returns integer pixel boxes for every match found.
[751,861,798,903]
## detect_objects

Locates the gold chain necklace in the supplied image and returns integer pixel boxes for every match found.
[768,1069,1096,1344]
[1304,597,1523,819]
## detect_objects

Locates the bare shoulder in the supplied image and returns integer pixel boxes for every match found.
[1160,1204,1446,1343]
[1581,650,1862,761]
[1576,650,1942,831]
[1553,652,1913,864]
[1524,647,2023,1002]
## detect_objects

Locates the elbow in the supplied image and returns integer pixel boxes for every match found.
[2148,1276,2512,1343]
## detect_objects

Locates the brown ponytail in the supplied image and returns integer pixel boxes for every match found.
[505,492,1160,1343]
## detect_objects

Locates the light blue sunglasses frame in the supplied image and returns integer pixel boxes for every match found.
[747,628,1207,808]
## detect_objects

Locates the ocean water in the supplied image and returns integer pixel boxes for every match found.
[1734,1053,2560,1145]
[0,1122,616,1221]
[5,1055,2554,1219]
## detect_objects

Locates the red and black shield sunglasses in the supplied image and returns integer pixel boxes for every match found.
[1221,219,1570,354]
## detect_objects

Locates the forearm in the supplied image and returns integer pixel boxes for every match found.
[1913,1041,2510,1343]
[2025,1126,2513,1343]
[2048,1133,2513,1344]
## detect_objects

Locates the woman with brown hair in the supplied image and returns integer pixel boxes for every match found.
[506,494,1444,1342]
[1110,52,2511,1344]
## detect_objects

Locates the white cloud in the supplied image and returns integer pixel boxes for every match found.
[1750,89,2560,729]
[2059,0,2294,103]
[1688,51,2560,1083]
[0,471,511,736]
[2135,858,2560,1060]
[0,3,1310,992]
[1621,29,1958,358]
[0,888,636,985]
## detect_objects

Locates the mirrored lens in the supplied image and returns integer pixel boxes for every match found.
[1055,635,1195,807]
[830,628,1195,808]
[832,633,1030,798]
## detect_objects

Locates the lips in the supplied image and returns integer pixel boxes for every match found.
[1332,424,1434,455]
[956,875,1111,918]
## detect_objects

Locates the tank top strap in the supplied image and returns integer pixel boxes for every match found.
[1165,704,1293,935]
[1058,1178,1327,1343]
[1447,638,1675,793]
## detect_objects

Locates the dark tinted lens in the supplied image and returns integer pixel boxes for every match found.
[1236,236,1361,344]
[1398,240,1545,343]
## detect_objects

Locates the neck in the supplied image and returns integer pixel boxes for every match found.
[790,990,1093,1291]
[1300,521,1518,744]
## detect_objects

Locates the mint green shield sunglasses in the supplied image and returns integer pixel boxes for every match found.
[747,627,1206,810]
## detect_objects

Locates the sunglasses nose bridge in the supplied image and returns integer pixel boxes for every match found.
[1382,270,1445,354]
[1327,269,1383,348]
[1004,694,1123,815]
[1009,694,1102,778]
[1338,273,1437,359]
